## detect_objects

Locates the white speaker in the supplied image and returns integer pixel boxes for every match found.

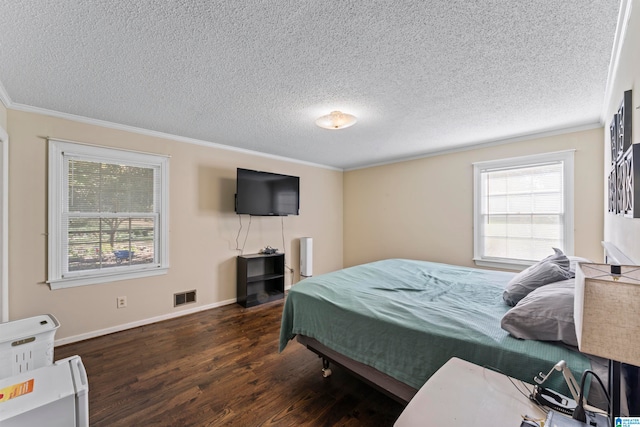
[300,237,313,277]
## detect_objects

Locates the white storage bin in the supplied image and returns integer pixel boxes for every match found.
[0,314,60,379]
[0,355,88,427]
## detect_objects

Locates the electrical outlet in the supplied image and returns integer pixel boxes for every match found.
[117,296,127,309]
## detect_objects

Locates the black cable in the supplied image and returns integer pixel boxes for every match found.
[590,371,610,411]
[573,369,611,422]
[235,214,243,253]
[240,215,252,255]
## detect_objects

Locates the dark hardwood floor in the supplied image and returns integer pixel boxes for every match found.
[55,298,404,426]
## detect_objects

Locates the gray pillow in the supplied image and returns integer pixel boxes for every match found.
[501,279,577,347]
[539,247,571,269]
[502,248,571,306]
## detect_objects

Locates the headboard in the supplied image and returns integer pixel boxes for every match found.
[602,241,636,265]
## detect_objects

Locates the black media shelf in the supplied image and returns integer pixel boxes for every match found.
[246,273,283,283]
[237,253,285,308]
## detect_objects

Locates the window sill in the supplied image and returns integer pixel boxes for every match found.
[48,267,169,290]
[473,258,533,271]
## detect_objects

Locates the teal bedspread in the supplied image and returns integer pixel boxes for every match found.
[279,259,590,392]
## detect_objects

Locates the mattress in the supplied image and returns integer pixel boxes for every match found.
[279,258,591,394]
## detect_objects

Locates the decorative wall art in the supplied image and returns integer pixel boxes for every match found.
[610,114,619,164]
[621,144,640,218]
[608,168,617,213]
[608,90,638,217]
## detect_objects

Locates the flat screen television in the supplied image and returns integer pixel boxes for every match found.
[235,168,300,216]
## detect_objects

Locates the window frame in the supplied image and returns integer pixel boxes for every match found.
[472,150,574,270]
[48,139,169,289]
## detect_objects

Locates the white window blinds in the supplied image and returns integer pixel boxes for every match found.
[48,140,169,289]
[64,158,159,273]
[473,151,574,269]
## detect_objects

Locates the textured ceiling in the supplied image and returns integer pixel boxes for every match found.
[0,1,619,169]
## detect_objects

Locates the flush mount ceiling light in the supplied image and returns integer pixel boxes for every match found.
[315,111,357,130]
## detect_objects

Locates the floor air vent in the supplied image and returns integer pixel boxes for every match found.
[174,290,196,307]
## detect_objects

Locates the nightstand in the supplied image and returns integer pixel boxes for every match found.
[394,357,546,426]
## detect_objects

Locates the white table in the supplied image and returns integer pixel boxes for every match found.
[394,357,547,426]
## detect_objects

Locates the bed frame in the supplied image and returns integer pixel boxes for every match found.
[296,335,418,404]
[295,243,636,410]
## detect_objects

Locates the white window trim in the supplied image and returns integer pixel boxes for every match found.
[48,139,170,289]
[472,150,575,271]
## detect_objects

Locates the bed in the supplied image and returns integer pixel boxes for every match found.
[279,258,595,404]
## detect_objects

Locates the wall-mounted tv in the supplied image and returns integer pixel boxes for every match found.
[235,168,300,216]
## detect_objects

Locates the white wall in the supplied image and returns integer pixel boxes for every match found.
[603,1,640,262]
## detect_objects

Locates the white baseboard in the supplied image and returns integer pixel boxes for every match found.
[54,298,237,347]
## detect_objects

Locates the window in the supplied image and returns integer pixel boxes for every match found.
[48,140,169,289]
[473,150,574,270]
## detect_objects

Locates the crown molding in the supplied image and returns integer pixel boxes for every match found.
[5,101,342,171]
[345,121,602,171]
[602,0,633,119]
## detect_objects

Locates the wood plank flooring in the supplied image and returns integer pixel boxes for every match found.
[55,299,404,426]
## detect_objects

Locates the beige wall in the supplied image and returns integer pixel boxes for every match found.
[344,128,604,268]
[603,3,640,262]
[7,109,343,341]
